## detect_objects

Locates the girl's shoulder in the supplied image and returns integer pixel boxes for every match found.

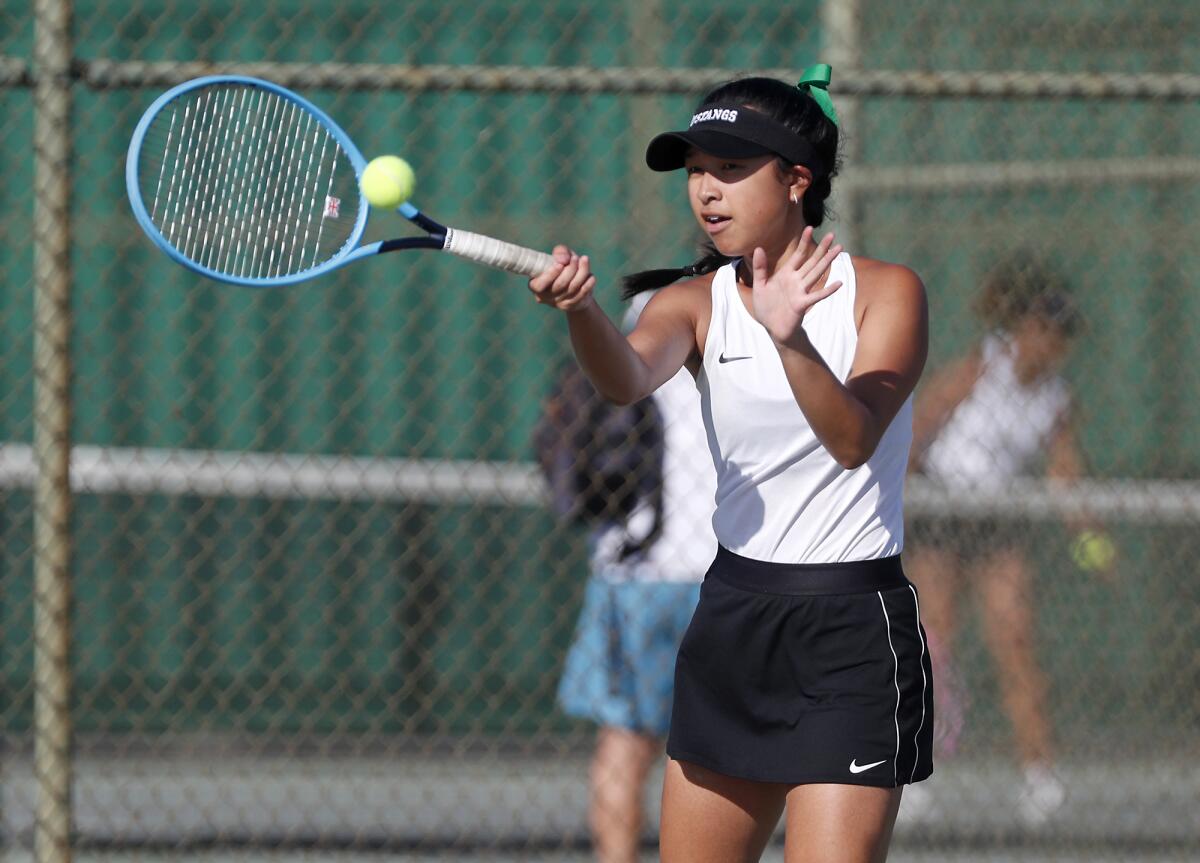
[848,255,926,328]
[631,272,718,362]
[644,270,720,311]
[849,254,925,295]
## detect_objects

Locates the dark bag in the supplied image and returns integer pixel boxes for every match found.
[533,363,665,556]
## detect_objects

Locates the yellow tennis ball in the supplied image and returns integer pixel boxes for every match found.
[360,156,415,209]
[1070,529,1116,571]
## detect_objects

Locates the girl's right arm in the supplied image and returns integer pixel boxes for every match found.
[529,245,699,405]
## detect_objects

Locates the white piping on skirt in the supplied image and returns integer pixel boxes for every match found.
[878,591,901,786]
[907,583,929,783]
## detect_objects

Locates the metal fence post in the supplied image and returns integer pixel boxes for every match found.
[32,1,75,861]
[822,0,862,253]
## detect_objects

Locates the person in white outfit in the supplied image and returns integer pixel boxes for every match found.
[529,66,932,863]
[906,257,1092,825]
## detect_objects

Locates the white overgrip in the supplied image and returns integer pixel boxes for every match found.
[443,228,556,277]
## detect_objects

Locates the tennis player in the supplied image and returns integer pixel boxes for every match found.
[907,258,1087,824]
[530,67,933,862]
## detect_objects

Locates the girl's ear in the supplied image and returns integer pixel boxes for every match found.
[788,165,813,197]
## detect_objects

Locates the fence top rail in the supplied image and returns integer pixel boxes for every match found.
[4,58,1200,99]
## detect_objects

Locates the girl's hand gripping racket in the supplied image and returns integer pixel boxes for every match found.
[125,75,555,287]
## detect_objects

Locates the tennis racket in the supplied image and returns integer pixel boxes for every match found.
[125,75,556,287]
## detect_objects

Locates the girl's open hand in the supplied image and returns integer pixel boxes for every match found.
[751,227,844,346]
[527,244,597,312]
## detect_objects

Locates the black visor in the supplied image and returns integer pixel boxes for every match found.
[645,104,825,173]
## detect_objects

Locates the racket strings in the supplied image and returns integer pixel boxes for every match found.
[138,84,360,278]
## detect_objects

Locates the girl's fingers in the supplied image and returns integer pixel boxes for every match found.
[801,245,843,292]
[793,231,834,275]
[549,255,580,296]
[557,274,596,311]
[816,243,843,273]
[751,247,770,288]
[565,275,597,309]
[795,280,842,313]
[788,228,818,269]
[527,263,563,296]
[529,245,573,288]
[527,248,596,310]
[567,255,591,292]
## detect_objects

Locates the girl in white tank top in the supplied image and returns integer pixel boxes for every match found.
[528,69,931,863]
[907,259,1085,826]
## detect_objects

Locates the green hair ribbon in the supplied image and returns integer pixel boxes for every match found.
[797,63,838,126]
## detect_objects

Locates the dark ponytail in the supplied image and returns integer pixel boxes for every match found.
[803,172,835,230]
[620,243,736,300]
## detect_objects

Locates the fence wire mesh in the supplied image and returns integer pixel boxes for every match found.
[2,0,1199,861]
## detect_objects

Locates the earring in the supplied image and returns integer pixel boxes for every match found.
[790,192,799,205]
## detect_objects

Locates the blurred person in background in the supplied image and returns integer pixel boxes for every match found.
[553,291,718,863]
[906,256,1104,825]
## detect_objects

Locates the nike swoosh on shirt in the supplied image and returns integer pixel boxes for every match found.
[849,758,887,774]
[718,353,752,363]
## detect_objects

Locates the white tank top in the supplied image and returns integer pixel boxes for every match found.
[922,332,1070,490]
[698,256,911,564]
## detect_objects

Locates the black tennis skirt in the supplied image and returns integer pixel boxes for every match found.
[667,546,935,787]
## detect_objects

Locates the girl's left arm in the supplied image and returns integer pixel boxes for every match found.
[1048,407,1118,577]
[774,261,928,468]
[1047,407,1091,533]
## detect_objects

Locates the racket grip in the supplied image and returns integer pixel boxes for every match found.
[443,228,557,277]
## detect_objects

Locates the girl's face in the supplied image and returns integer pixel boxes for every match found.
[683,149,805,260]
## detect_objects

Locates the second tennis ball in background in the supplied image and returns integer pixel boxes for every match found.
[360,156,415,209]
[1070,529,1116,571]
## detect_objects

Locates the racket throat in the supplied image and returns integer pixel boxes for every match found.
[378,236,445,253]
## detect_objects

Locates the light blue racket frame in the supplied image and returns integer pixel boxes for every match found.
[125,74,435,288]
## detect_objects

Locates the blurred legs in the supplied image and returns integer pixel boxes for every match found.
[978,549,1053,766]
[977,549,1065,823]
[589,726,661,863]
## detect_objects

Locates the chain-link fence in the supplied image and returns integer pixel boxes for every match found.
[2,1,1198,861]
